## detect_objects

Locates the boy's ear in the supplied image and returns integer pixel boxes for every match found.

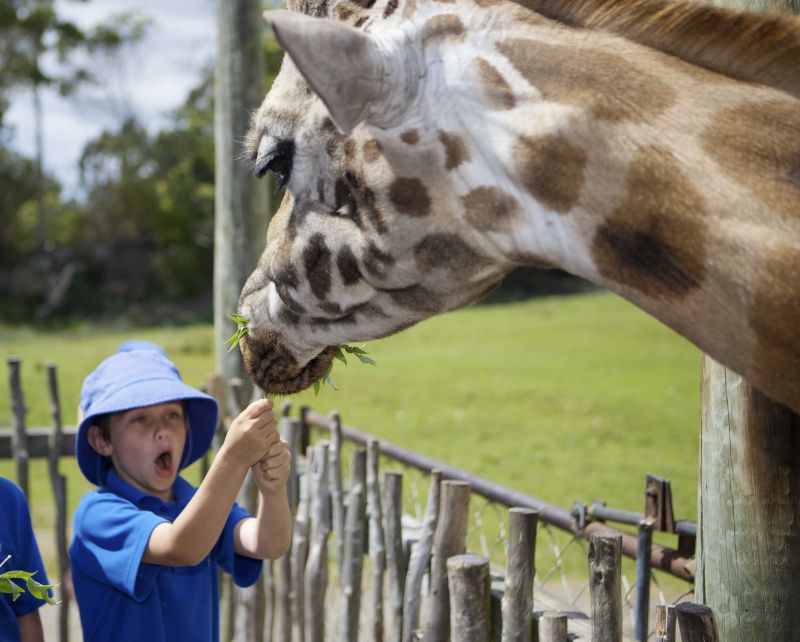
[87,425,113,457]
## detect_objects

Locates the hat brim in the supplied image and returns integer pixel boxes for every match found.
[76,377,218,486]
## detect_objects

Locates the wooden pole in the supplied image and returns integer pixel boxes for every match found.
[275,418,301,642]
[588,532,622,642]
[538,612,568,642]
[675,603,719,642]
[46,364,70,642]
[366,440,386,642]
[698,356,800,639]
[447,554,490,642]
[501,508,538,642]
[213,0,268,391]
[402,469,442,642]
[329,412,346,582]
[341,449,367,641]
[423,480,471,642]
[305,441,331,642]
[291,446,313,642]
[654,604,676,642]
[8,357,29,496]
[383,471,405,642]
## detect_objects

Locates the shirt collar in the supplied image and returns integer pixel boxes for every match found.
[105,468,194,507]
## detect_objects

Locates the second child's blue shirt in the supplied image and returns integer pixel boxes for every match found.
[70,469,262,642]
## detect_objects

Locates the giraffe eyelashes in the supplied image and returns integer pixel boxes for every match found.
[253,137,295,189]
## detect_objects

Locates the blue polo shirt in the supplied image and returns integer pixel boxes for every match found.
[70,469,262,642]
[0,477,50,642]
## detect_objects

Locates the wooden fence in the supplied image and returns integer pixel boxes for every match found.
[3,359,715,641]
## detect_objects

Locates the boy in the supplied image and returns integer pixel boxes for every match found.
[0,476,49,642]
[70,345,292,642]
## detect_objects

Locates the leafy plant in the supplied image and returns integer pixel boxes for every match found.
[225,313,250,352]
[0,555,57,605]
[314,344,376,395]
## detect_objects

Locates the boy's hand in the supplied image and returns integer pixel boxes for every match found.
[221,399,278,468]
[251,437,291,495]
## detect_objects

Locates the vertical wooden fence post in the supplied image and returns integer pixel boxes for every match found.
[676,603,719,642]
[423,480,471,642]
[291,446,313,642]
[538,612,568,642]
[46,364,70,642]
[588,532,622,642]
[367,440,386,642]
[383,471,405,642]
[341,449,367,642]
[633,519,653,641]
[8,357,29,497]
[447,554,490,642]
[276,417,302,642]
[304,441,331,642]
[501,507,538,642]
[402,469,442,642]
[654,604,677,642]
[329,412,346,582]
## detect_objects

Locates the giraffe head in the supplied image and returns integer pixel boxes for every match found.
[239,2,515,394]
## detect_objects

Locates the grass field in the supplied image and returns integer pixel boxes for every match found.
[0,290,702,584]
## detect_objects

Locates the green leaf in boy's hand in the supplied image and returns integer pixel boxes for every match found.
[0,577,24,601]
[25,577,57,605]
[225,313,250,353]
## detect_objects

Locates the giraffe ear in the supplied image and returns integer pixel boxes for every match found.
[264,10,400,135]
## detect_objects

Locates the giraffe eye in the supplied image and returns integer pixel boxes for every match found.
[254,138,295,189]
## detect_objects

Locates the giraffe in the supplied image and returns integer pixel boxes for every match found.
[237,0,800,414]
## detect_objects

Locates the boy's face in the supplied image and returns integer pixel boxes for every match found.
[88,402,187,501]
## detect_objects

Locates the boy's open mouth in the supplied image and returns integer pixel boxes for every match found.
[155,450,173,475]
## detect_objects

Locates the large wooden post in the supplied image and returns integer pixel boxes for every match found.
[698,357,800,639]
[214,0,268,386]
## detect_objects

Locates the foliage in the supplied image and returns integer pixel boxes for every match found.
[0,555,57,605]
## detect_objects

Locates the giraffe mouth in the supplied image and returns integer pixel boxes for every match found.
[240,329,338,395]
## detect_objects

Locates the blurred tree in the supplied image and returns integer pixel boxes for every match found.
[0,0,149,249]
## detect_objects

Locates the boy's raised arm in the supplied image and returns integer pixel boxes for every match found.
[143,399,276,567]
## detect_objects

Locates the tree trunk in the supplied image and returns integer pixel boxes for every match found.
[214,0,268,385]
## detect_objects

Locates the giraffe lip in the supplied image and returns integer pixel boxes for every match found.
[242,333,338,395]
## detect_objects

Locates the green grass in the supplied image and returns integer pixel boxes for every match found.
[0,291,701,584]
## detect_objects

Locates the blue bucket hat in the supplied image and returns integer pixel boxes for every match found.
[77,346,218,486]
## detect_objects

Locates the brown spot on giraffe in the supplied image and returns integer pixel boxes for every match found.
[363,139,382,163]
[401,0,416,19]
[514,134,587,213]
[748,245,800,414]
[343,138,356,160]
[498,39,677,123]
[414,233,485,273]
[337,245,362,286]
[303,233,333,300]
[438,130,470,170]
[463,186,521,231]
[387,284,440,312]
[472,58,516,111]
[591,146,707,299]
[383,0,398,17]
[363,243,395,278]
[702,99,800,221]
[389,177,432,217]
[423,15,466,43]
[401,129,420,145]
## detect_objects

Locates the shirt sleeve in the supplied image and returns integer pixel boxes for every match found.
[70,491,167,602]
[215,501,263,588]
[4,481,50,617]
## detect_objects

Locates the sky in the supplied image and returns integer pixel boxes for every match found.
[5,0,217,198]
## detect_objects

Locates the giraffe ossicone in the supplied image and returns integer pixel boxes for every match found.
[238,0,800,414]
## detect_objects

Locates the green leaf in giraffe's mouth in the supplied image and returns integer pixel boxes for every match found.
[313,344,377,396]
[225,313,250,352]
